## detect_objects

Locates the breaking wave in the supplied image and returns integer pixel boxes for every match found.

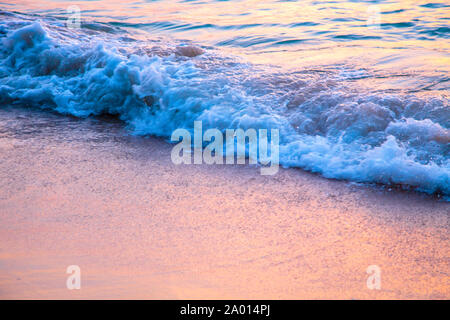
[0,11,449,197]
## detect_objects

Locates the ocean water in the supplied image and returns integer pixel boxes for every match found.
[0,1,448,196]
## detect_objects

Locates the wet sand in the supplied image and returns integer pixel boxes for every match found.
[0,107,448,299]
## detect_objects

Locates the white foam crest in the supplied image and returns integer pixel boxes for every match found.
[0,16,448,196]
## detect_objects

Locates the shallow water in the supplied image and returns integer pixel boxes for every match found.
[0,1,449,196]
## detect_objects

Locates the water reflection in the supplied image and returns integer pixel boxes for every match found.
[4,0,448,91]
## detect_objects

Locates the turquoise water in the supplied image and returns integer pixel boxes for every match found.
[0,1,449,196]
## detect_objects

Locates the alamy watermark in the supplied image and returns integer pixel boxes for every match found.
[66,5,81,30]
[66,265,81,290]
[366,265,381,290]
[367,5,381,30]
[170,121,279,175]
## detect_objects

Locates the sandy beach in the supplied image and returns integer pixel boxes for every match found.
[0,106,448,299]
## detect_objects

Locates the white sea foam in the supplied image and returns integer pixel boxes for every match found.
[0,13,448,196]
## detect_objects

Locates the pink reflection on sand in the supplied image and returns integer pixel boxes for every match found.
[0,108,448,299]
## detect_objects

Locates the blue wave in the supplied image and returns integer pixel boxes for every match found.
[0,12,449,197]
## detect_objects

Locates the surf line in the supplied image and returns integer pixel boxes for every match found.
[171,121,279,175]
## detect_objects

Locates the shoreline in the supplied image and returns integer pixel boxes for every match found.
[0,107,448,299]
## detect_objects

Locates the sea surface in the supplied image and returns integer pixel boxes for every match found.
[0,0,449,196]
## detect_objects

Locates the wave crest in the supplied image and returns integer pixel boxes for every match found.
[0,14,448,196]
